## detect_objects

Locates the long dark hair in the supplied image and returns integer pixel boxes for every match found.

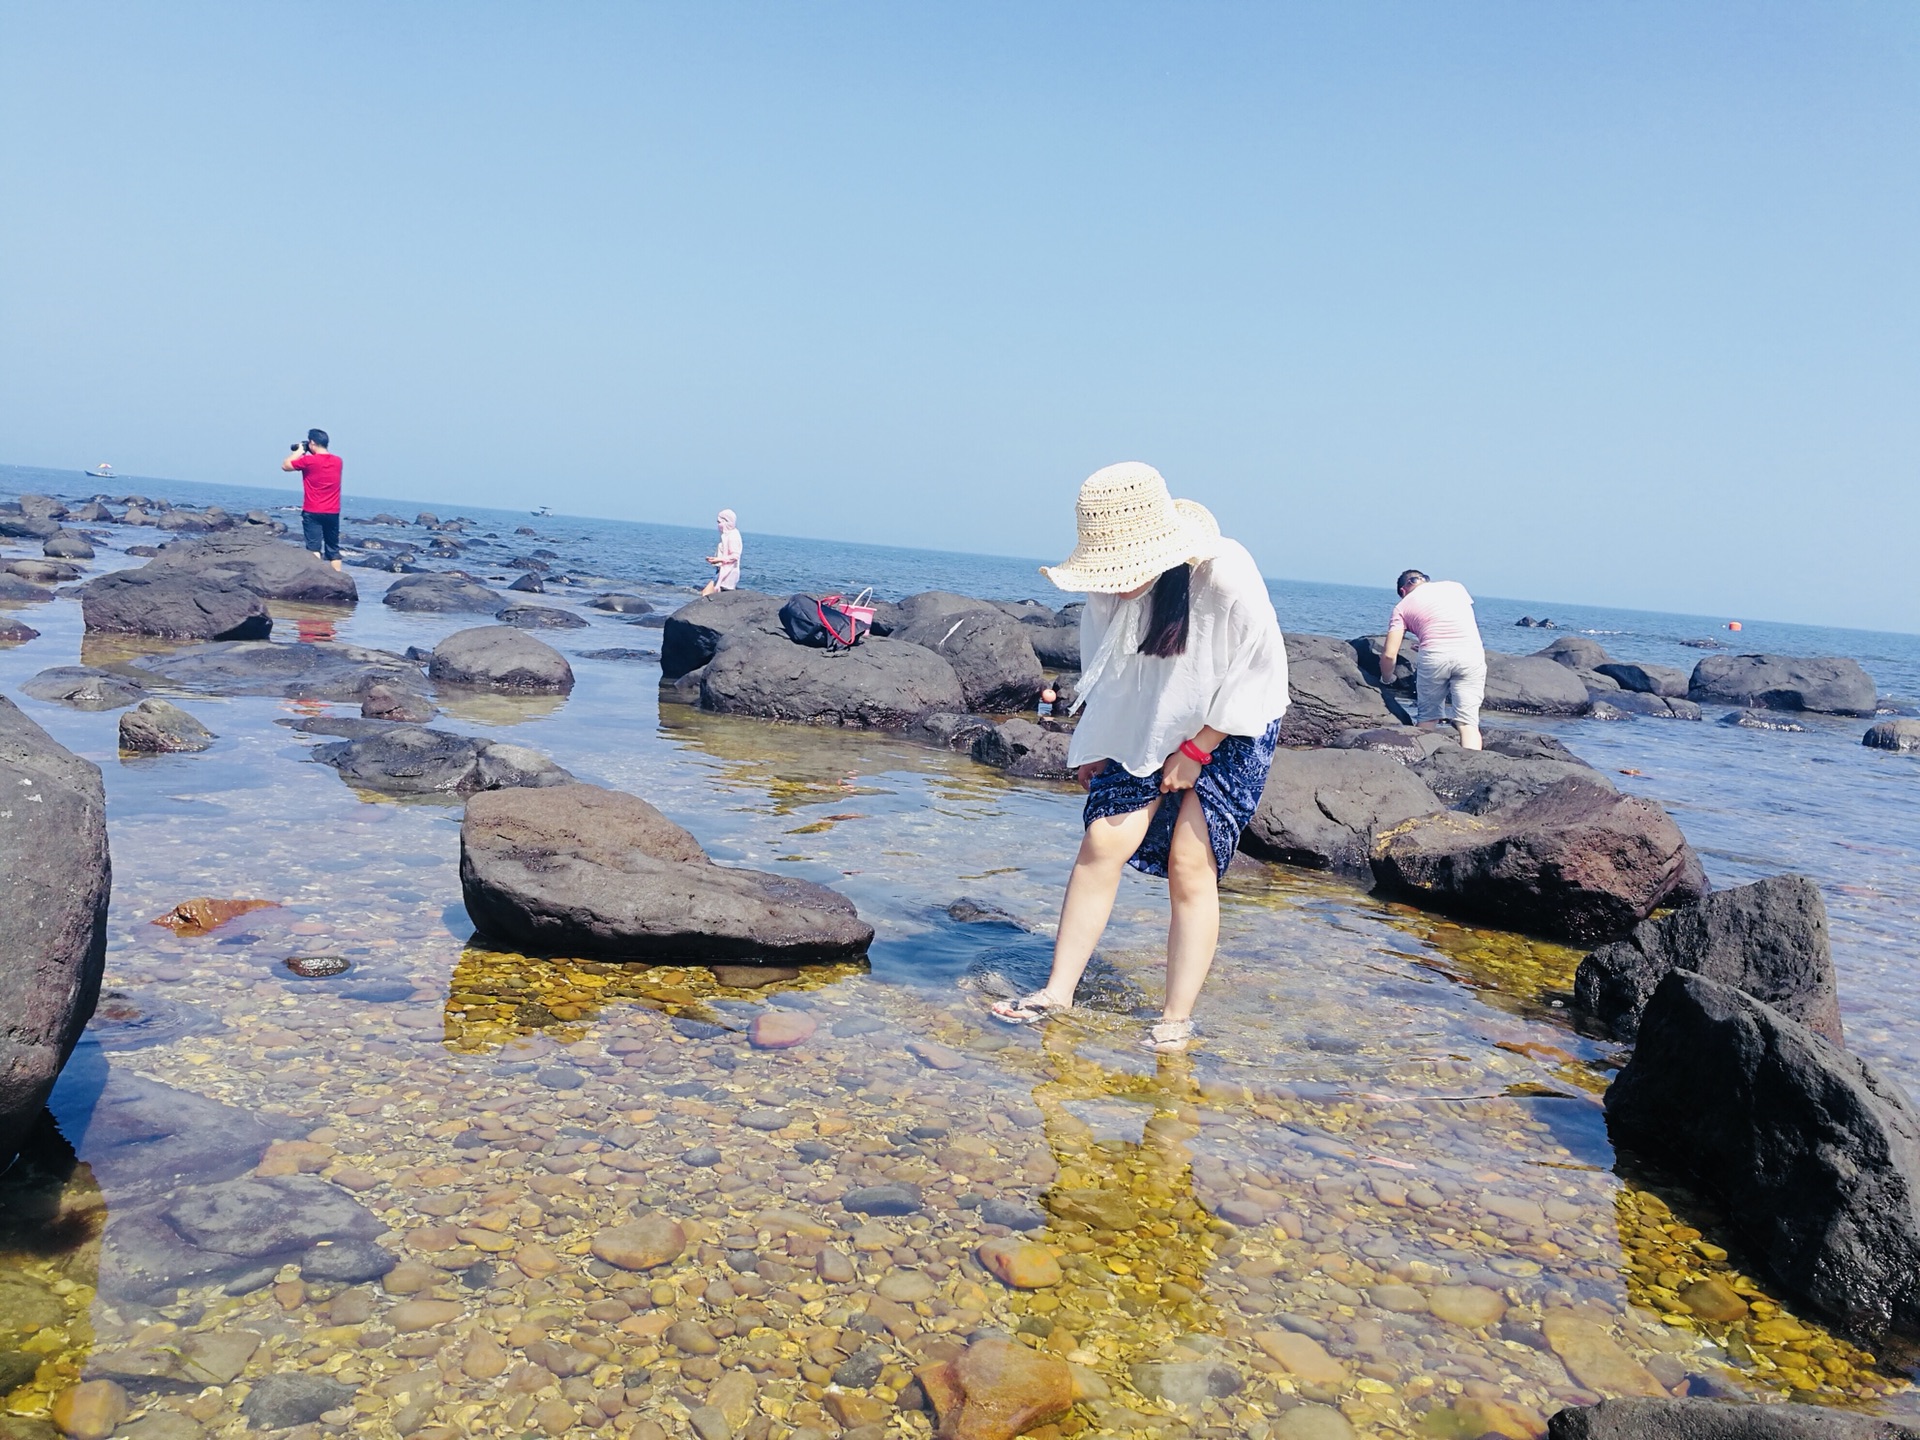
[1139,564,1191,658]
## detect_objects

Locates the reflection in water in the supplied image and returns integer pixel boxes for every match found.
[435,689,569,727]
[294,618,338,645]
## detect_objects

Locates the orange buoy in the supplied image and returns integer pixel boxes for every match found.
[1726,621,1742,631]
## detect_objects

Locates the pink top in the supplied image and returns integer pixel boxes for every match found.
[1389,579,1482,654]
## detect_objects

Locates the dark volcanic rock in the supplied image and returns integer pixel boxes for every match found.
[1534,636,1613,670]
[660,590,787,679]
[428,626,575,693]
[21,666,147,711]
[359,683,435,723]
[495,604,588,630]
[905,711,999,752]
[1595,661,1691,698]
[314,726,573,798]
[1024,615,1080,670]
[381,573,503,613]
[118,699,216,754]
[0,699,110,1168]
[1373,779,1707,943]
[1607,971,1920,1343]
[1482,653,1591,716]
[461,782,874,962]
[62,1069,281,1205]
[1280,634,1410,746]
[240,1373,357,1430]
[700,633,964,729]
[81,570,271,641]
[1242,748,1443,878]
[505,571,543,594]
[971,719,1073,779]
[591,593,654,615]
[1548,1397,1920,1440]
[1863,719,1920,754]
[0,618,38,645]
[894,608,1046,712]
[1597,690,1703,720]
[42,531,94,560]
[0,575,55,604]
[165,1175,383,1257]
[1575,875,1840,1044]
[1689,653,1877,716]
[126,642,422,700]
[1408,745,1608,815]
[299,1239,398,1284]
[139,529,357,606]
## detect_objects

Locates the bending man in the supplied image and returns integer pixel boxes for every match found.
[1378,569,1486,751]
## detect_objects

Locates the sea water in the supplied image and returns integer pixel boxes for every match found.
[3,462,1920,1436]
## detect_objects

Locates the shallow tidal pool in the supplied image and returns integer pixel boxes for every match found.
[2,554,1917,1440]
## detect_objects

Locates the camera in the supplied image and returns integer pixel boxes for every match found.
[290,441,311,455]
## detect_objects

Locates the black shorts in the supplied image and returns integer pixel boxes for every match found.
[301,511,341,561]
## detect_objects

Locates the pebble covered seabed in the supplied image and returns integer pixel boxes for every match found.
[4,504,1920,1440]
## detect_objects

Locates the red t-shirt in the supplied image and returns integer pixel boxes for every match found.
[291,452,343,514]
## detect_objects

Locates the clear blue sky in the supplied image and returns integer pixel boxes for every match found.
[2,3,1915,629]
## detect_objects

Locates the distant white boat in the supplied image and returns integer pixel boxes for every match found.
[532,505,553,517]
[85,463,115,478]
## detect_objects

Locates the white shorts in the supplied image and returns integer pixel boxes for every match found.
[1415,649,1487,730]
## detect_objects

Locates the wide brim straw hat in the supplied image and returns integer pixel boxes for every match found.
[1040,462,1221,594]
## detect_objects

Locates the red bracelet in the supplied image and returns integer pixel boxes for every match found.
[1179,739,1214,765]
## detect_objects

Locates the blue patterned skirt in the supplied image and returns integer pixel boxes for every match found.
[1082,718,1284,879]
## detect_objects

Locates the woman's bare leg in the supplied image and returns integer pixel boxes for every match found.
[1162,789,1220,1023]
[1028,805,1157,1005]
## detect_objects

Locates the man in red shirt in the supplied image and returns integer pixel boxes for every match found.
[282,429,343,570]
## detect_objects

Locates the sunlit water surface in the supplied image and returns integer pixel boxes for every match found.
[3,466,1920,1440]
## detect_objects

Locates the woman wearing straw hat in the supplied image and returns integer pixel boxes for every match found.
[990,462,1290,1052]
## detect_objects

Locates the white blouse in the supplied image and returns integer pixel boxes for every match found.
[1065,538,1291,777]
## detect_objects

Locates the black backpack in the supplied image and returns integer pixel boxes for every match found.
[779,592,873,652]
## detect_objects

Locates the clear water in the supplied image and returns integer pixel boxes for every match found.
[4,462,1920,1437]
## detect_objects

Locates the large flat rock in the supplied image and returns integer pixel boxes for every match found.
[126,641,423,700]
[0,699,110,1168]
[700,632,964,729]
[81,570,271,642]
[428,626,574,694]
[1482,652,1592,716]
[1372,777,1706,943]
[660,590,787,679]
[139,529,357,606]
[1607,971,1920,1344]
[314,726,573,798]
[1689,653,1877,716]
[461,782,874,962]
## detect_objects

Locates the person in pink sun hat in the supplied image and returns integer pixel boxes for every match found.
[990,462,1290,1052]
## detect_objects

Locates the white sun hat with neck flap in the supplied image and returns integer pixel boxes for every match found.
[1040,462,1220,595]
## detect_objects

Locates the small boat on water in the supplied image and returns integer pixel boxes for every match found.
[85,462,115,478]
[532,505,553,517]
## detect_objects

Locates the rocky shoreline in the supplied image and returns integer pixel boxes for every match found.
[4,483,1920,1440]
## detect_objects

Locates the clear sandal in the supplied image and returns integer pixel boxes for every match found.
[1141,1019,1195,1053]
[989,991,1071,1026]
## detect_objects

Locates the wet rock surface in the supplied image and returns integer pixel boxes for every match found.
[125,641,422,700]
[428,625,576,693]
[1609,971,1920,1343]
[1278,634,1409,747]
[381,573,503,613]
[134,530,358,606]
[660,589,787,679]
[1549,1397,1920,1438]
[1576,876,1841,1044]
[0,699,109,1168]
[1374,778,1708,942]
[118,699,216,754]
[461,782,875,961]
[1864,719,1920,753]
[80,571,272,642]
[970,719,1073,780]
[313,726,575,797]
[20,666,147,711]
